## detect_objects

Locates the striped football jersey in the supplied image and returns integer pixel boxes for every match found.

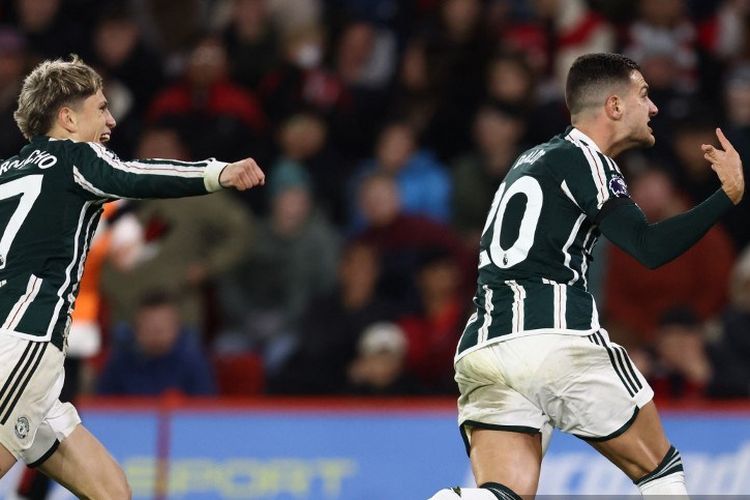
[456,127,631,360]
[0,136,226,350]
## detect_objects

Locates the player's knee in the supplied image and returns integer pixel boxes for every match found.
[80,466,131,500]
[635,445,687,496]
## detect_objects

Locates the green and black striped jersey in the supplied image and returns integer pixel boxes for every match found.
[456,127,631,360]
[0,136,226,350]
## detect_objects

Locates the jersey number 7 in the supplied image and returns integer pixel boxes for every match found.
[0,175,43,270]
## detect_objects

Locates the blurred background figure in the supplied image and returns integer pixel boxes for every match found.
[451,100,526,246]
[215,160,340,371]
[653,247,750,399]
[146,35,267,162]
[101,126,254,338]
[346,322,419,395]
[269,241,396,394]
[98,291,216,396]
[350,120,451,229]
[269,110,347,224]
[397,250,466,394]
[0,26,27,159]
[353,173,473,310]
[221,0,280,91]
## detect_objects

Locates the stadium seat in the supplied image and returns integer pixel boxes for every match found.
[212,352,265,395]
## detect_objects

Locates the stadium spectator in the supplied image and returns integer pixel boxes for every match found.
[270,241,397,394]
[654,247,750,399]
[221,0,281,90]
[258,23,351,129]
[721,65,750,248]
[349,121,452,229]
[483,52,553,146]
[624,0,698,93]
[451,101,526,245]
[101,126,255,333]
[215,160,340,369]
[346,322,421,395]
[353,173,473,310]
[9,0,88,60]
[129,0,203,57]
[386,37,439,139]
[604,167,734,351]
[0,26,27,159]
[98,291,216,396]
[522,0,615,89]
[146,35,267,162]
[332,19,397,158]
[91,5,165,117]
[419,0,492,160]
[266,110,348,225]
[398,250,466,393]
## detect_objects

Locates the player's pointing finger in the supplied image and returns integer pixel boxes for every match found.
[716,128,735,152]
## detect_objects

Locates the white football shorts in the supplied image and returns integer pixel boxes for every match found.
[0,334,80,465]
[455,330,653,453]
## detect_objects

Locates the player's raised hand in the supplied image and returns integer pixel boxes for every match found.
[219,158,266,191]
[702,128,744,205]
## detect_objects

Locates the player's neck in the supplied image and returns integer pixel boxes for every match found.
[571,120,622,157]
[46,125,77,142]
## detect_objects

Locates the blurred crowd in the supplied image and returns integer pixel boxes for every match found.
[1,0,750,401]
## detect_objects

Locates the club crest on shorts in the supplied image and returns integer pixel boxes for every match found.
[14,416,29,440]
[609,175,628,197]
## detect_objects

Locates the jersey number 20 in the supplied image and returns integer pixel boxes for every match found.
[481,176,543,268]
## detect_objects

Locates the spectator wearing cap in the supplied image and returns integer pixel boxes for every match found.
[346,322,421,395]
[216,160,340,370]
[0,26,27,158]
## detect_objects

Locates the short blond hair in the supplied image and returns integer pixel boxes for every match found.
[14,55,102,140]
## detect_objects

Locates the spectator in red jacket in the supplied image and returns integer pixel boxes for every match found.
[147,35,267,161]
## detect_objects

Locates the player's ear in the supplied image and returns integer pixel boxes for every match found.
[57,105,78,133]
[604,95,623,120]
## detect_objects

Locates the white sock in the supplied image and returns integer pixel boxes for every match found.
[428,488,497,499]
[636,445,688,496]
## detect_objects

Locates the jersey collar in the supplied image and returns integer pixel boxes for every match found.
[568,127,602,154]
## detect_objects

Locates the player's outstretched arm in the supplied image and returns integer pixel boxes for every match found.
[218,158,265,191]
[701,128,744,205]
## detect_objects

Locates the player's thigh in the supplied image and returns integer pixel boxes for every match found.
[39,424,131,500]
[470,428,542,497]
[455,344,547,496]
[0,442,15,479]
[588,401,670,481]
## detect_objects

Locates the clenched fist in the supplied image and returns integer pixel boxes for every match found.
[219,158,265,191]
